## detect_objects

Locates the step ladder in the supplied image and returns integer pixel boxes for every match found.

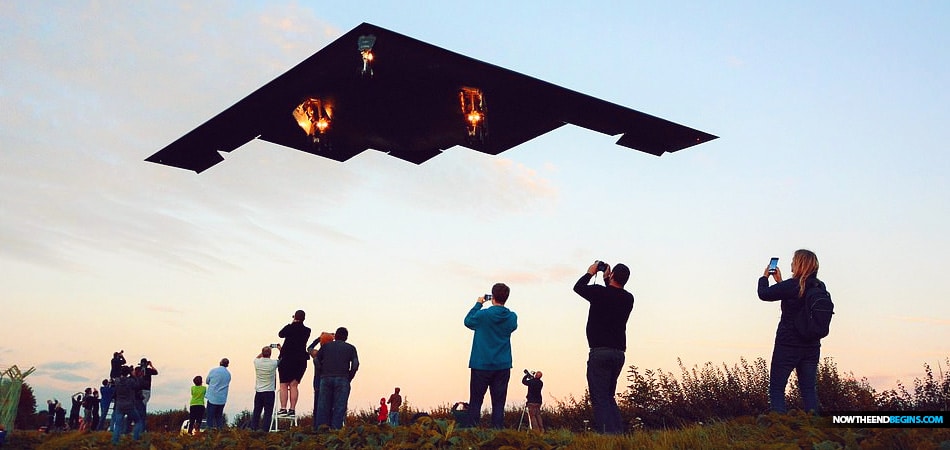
[270,405,298,431]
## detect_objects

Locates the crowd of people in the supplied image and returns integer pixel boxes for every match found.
[181,310,363,434]
[42,351,160,443]
[36,250,828,438]
[461,252,829,434]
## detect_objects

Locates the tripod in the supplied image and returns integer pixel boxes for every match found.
[517,402,531,431]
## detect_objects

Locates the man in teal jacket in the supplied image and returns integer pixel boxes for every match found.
[463,282,518,428]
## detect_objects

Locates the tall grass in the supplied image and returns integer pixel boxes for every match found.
[10,355,948,447]
[230,356,949,432]
[614,356,948,431]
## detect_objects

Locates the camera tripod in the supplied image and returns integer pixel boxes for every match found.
[517,402,532,431]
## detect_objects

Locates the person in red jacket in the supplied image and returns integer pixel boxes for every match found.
[377,398,388,424]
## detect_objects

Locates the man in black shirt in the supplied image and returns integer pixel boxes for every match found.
[573,261,634,434]
[521,370,544,432]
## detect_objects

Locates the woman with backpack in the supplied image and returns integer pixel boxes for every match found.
[757,249,833,414]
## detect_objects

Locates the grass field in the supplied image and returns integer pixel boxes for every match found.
[5,410,949,449]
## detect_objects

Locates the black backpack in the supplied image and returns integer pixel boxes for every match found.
[795,280,834,340]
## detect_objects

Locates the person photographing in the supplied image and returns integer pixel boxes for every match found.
[521,370,544,432]
[573,260,634,434]
[757,249,833,414]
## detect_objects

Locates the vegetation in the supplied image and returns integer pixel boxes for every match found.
[5,356,947,448]
[5,410,948,449]
[618,357,948,430]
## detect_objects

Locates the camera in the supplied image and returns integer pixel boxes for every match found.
[484,294,493,301]
[524,369,535,379]
[596,260,608,272]
[139,358,150,370]
[270,343,279,348]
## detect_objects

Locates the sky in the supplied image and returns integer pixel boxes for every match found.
[2,1,948,421]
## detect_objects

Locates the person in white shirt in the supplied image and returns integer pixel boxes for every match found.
[251,345,281,431]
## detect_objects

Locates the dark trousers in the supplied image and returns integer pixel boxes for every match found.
[769,344,820,413]
[587,347,625,434]
[312,377,321,431]
[133,399,146,431]
[206,402,225,429]
[250,391,275,431]
[188,404,205,433]
[468,368,510,429]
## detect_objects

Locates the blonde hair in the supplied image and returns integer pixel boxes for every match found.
[793,249,819,297]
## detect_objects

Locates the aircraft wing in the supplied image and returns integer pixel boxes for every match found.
[146,22,717,173]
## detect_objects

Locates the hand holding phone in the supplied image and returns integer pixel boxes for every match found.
[767,257,779,274]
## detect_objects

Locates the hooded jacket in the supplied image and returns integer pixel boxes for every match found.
[464,302,518,370]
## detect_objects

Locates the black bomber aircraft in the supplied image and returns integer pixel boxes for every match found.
[146,23,717,173]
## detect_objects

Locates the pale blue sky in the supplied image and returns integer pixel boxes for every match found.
[2,1,948,419]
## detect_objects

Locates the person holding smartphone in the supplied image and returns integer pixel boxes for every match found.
[463,283,518,429]
[757,249,824,413]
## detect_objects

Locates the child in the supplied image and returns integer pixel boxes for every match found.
[377,398,388,425]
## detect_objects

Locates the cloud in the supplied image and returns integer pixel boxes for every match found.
[363,150,559,215]
[892,316,950,326]
[37,361,93,371]
[32,361,97,384]
[440,260,574,285]
[0,3,359,273]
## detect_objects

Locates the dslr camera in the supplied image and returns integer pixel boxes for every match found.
[139,358,150,370]
[484,294,493,301]
[524,369,536,379]
[596,260,609,272]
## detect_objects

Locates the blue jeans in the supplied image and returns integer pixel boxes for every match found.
[316,377,351,429]
[98,401,111,430]
[312,381,321,431]
[388,410,399,425]
[468,368,510,429]
[111,407,143,444]
[587,347,625,434]
[769,344,820,413]
[250,391,275,431]
[206,402,226,429]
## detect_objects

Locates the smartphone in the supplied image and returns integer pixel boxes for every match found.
[767,257,779,274]
[270,343,279,348]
